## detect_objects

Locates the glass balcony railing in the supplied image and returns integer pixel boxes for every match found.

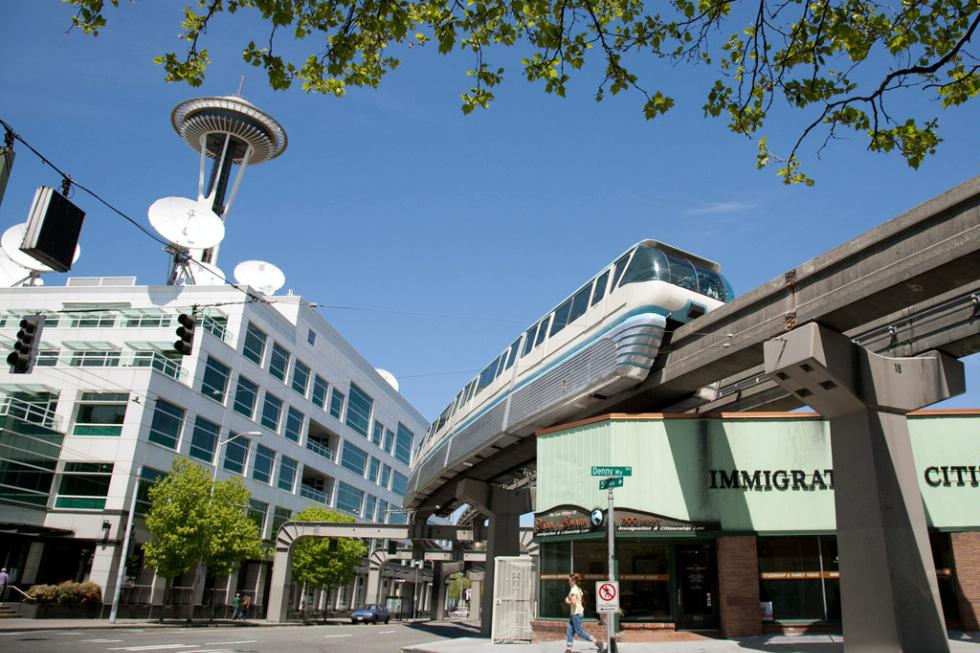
[299,484,329,505]
[33,350,187,381]
[306,438,336,462]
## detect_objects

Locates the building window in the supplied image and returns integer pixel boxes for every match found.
[394,423,414,465]
[69,313,115,328]
[261,392,283,431]
[363,494,377,522]
[284,407,304,443]
[383,428,395,454]
[346,384,373,437]
[311,375,328,409]
[269,342,290,382]
[131,350,182,379]
[379,464,391,490]
[242,322,267,365]
[248,499,269,536]
[387,510,407,525]
[336,482,363,517]
[72,392,128,436]
[378,500,389,523]
[189,416,220,463]
[758,535,840,623]
[233,375,260,419]
[271,506,292,534]
[148,399,184,449]
[55,462,113,510]
[372,421,384,447]
[252,444,275,484]
[222,435,250,475]
[391,471,408,496]
[70,350,121,367]
[36,349,59,366]
[341,441,368,476]
[368,457,380,484]
[329,388,345,420]
[136,467,166,515]
[200,356,231,403]
[201,313,227,340]
[291,361,310,396]
[125,310,171,328]
[307,329,316,346]
[277,455,298,492]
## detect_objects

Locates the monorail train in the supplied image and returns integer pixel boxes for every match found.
[405,240,734,510]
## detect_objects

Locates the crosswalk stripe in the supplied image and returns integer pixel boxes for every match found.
[323,634,353,639]
[107,645,198,651]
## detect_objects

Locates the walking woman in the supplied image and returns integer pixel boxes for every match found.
[564,574,605,652]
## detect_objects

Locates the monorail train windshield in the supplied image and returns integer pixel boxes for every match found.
[620,243,734,302]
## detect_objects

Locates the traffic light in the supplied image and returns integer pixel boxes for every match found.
[174,313,196,356]
[7,315,45,374]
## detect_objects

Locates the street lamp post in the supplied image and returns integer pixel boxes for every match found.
[213,430,262,484]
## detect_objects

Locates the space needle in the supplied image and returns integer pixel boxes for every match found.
[158,91,287,283]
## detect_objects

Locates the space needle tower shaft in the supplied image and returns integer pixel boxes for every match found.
[170,94,287,266]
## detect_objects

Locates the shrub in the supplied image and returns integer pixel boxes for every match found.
[26,581,102,605]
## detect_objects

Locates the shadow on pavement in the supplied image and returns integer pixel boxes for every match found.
[404,621,483,638]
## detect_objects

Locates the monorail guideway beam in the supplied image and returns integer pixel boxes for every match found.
[764,322,964,653]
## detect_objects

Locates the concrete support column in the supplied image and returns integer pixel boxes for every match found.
[456,478,531,636]
[266,543,293,622]
[717,536,762,637]
[469,577,482,623]
[20,541,44,585]
[430,563,447,619]
[950,532,980,630]
[149,570,168,606]
[252,562,269,608]
[189,565,206,608]
[89,544,121,604]
[765,323,964,652]
[366,554,384,604]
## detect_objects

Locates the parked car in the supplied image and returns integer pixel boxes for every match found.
[351,603,390,624]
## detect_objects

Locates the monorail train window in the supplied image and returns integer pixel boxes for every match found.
[610,251,633,288]
[694,266,728,301]
[478,357,500,391]
[620,245,668,286]
[505,338,521,370]
[522,323,539,357]
[663,253,698,290]
[549,299,572,337]
[464,379,477,402]
[493,352,508,380]
[591,270,610,306]
[534,315,551,348]
[568,284,591,324]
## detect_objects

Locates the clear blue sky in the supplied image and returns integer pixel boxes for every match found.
[1,2,975,421]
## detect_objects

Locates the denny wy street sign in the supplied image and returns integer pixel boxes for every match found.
[591,466,632,477]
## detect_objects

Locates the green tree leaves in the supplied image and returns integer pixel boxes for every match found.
[289,505,367,591]
[67,0,980,183]
[143,457,263,580]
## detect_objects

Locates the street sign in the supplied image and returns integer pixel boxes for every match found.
[599,477,624,490]
[591,466,632,477]
[595,580,620,613]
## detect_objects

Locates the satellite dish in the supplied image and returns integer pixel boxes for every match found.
[148,196,225,249]
[1,223,80,273]
[376,369,400,392]
[233,260,285,296]
[188,261,226,286]
[0,249,29,287]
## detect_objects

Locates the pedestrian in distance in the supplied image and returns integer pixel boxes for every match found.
[564,573,605,653]
[240,593,251,620]
[231,592,242,620]
[0,568,8,602]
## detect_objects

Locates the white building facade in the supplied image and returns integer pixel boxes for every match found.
[0,278,428,617]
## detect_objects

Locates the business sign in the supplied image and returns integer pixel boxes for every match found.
[534,505,718,538]
[591,466,632,477]
[595,581,619,613]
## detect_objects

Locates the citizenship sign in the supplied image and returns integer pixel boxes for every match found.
[595,581,620,613]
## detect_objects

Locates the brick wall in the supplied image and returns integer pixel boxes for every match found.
[951,531,980,631]
[717,536,762,637]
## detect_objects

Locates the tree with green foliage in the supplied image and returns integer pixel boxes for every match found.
[289,505,367,617]
[447,572,470,603]
[69,0,979,183]
[143,457,264,620]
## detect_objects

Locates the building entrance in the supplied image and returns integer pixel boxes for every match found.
[675,543,717,630]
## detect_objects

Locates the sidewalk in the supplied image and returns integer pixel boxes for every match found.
[402,633,980,653]
[0,615,425,632]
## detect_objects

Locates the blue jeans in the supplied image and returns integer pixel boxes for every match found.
[566,614,594,645]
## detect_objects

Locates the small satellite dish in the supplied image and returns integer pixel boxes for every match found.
[148,196,225,249]
[376,369,400,392]
[1,223,81,273]
[233,260,285,295]
[0,249,29,287]
[176,260,226,286]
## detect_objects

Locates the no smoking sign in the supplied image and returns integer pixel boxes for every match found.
[595,580,620,613]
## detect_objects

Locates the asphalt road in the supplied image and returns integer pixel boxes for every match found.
[0,621,480,653]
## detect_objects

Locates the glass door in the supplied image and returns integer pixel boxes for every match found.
[675,542,718,629]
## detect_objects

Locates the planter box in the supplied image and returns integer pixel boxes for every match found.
[19,603,103,619]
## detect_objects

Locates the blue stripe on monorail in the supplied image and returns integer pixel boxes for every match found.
[413,304,672,471]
